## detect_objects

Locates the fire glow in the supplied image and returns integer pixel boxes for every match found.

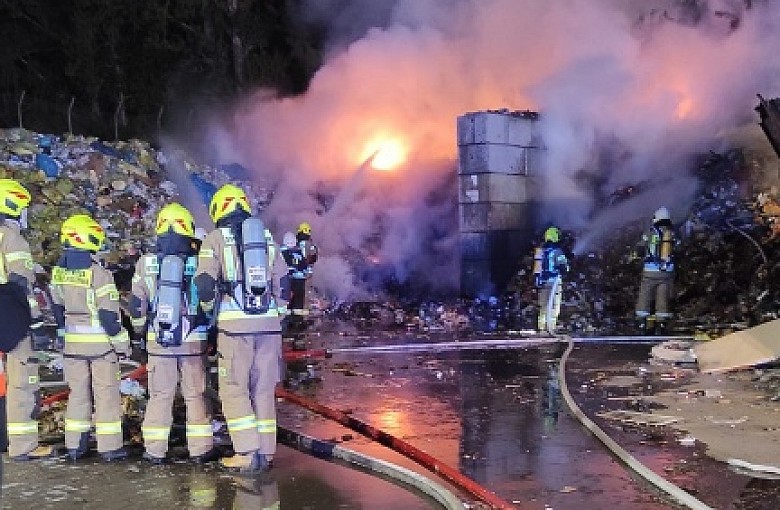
[362,139,408,171]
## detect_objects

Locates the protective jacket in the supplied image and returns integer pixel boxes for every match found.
[194,219,287,332]
[1,220,42,457]
[50,249,129,355]
[639,224,675,272]
[0,221,41,322]
[535,242,569,286]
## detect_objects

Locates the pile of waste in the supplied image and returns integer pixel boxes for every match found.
[0,128,271,270]
[0,127,276,328]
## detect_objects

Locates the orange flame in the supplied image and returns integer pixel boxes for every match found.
[362,138,408,171]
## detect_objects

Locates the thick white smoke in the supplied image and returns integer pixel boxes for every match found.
[203,0,780,298]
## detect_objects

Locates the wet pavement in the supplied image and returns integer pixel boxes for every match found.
[2,330,775,509]
[0,445,440,509]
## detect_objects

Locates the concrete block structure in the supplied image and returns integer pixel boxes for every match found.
[458,110,542,297]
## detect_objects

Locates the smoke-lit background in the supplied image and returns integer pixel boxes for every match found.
[191,0,780,300]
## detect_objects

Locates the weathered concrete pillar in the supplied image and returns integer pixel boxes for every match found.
[457,110,542,297]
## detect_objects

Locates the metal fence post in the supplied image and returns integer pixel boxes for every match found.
[67,96,75,134]
[114,93,124,140]
[17,90,26,129]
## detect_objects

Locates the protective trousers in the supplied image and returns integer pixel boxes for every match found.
[5,336,41,457]
[537,280,562,332]
[142,354,213,458]
[635,270,674,320]
[217,332,281,456]
[63,354,122,453]
[289,278,308,316]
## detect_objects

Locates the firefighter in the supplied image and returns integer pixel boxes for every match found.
[129,203,219,464]
[533,226,569,333]
[194,184,287,472]
[289,222,318,320]
[635,207,676,334]
[50,214,130,461]
[0,178,53,460]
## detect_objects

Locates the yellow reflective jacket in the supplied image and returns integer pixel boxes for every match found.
[50,255,129,356]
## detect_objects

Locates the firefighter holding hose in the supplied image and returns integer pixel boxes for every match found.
[533,226,569,334]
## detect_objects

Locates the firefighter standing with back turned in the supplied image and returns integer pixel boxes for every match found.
[129,203,219,464]
[194,184,287,472]
[0,179,52,460]
[280,222,318,333]
[290,222,317,320]
[533,226,569,334]
[635,207,676,334]
[50,214,130,461]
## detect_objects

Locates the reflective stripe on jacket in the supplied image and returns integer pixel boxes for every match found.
[0,222,41,318]
[50,259,128,356]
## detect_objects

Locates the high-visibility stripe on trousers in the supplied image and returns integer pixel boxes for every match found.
[142,354,213,458]
[217,331,281,456]
[63,354,123,453]
[4,337,41,457]
[7,421,37,435]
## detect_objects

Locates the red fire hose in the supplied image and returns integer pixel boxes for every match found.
[276,386,516,510]
[282,348,330,362]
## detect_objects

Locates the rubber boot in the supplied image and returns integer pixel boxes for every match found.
[101,447,128,462]
[220,452,267,473]
[191,447,222,464]
[11,444,55,461]
[68,432,90,461]
[142,451,168,465]
[254,452,273,471]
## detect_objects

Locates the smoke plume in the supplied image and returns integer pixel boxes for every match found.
[203,0,780,298]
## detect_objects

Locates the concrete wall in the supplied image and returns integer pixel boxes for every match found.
[458,110,542,297]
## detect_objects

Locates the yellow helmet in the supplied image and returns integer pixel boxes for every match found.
[156,202,195,237]
[60,214,106,252]
[0,178,32,217]
[297,222,312,236]
[544,226,560,243]
[209,184,251,223]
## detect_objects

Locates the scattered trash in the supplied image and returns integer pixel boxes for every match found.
[678,435,696,447]
[704,415,749,425]
[119,379,145,398]
[596,410,681,426]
